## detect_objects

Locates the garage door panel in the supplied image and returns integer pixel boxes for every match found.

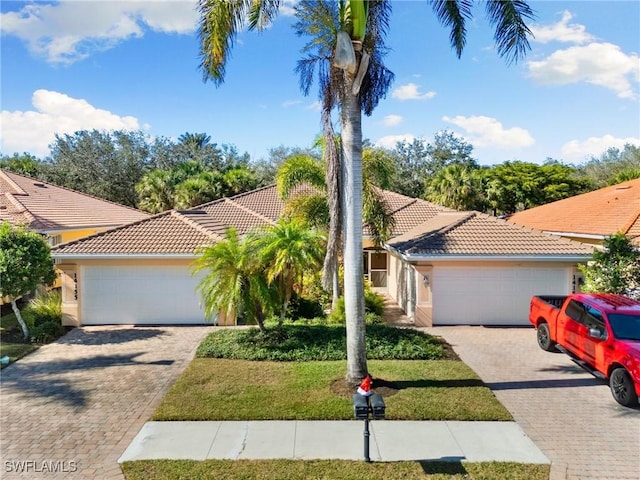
[433,266,570,326]
[81,265,207,325]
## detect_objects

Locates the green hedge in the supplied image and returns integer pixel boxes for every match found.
[196,324,446,361]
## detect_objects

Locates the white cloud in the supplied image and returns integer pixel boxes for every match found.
[306,101,322,111]
[282,99,303,108]
[391,83,436,101]
[0,1,198,64]
[527,42,640,99]
[530,11,595,45]
[561,134,640,162]
[375,134,415,149]
[0,89,141,157]
[442,115,534,149]
[279,0,298,17]
[382,114,403,127]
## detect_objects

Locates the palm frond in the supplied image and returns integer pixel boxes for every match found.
[363,147,395,189]
[358,0,394,115]
[484,0,535,64]
[282,193,330,229]
[430,0,473,58]
[276,154,326,199]
[362,185,395,247]
[249,0,281,30]
[198,0,252,85]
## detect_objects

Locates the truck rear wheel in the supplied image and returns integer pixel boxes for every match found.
[610,368,638,407]
[536,322,557,352]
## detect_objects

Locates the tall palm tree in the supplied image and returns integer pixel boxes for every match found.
[197,0,534,383]
[255,218,326,325]
[178,132,211,149]
[192,228,276,332]
[276,149,395,305]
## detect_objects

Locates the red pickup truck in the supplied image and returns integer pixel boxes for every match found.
[529,293,640,407]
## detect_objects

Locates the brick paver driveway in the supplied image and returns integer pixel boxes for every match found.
[0,325,210,479]
[424,326,640,480]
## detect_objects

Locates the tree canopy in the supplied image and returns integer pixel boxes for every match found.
[580,234,640,300]
[0,222,57,339]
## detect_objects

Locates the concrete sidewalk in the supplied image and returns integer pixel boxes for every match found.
[118,420,549,464]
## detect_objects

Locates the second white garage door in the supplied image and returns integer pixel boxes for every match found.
[80,265,208,325]
[432,265,572,325]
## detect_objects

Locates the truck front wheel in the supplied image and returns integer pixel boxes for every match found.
[610,368,638,407]
[536,322,557,352]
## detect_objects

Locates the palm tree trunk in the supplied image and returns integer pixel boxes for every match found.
[340,74,368,384]
[321,101,342,307]
[331,256,340,308]
[11,299,29,340]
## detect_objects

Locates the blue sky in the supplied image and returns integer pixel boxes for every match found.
[1,1,639,166]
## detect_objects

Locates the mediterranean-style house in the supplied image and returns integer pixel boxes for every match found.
[509,178,640,248]
[52,184,593,328]
[0,169,149,246]
[1,169,150,304]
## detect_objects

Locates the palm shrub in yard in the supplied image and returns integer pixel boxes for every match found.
[23,290,65,343]
[196,324,446,361]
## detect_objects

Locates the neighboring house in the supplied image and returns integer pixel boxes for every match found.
[1,169,150,304]
[509,178,640,248]
[52,185,593,327]
[0,169,150,245]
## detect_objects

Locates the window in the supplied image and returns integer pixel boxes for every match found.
[565,300,586,324]
[48,234,62,246]
[363,250,387,288]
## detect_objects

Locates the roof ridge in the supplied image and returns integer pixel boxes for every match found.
[436,211,476,235]
[0,168,148,215]
[500,213,593,247]
[620,206,640,236]
[228,183,277,201]
[171,210,223,241]
[0,170,28,195]
[223,197,277,225]
[186,196,226,210]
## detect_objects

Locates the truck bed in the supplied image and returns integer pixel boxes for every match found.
[533,295,568,310]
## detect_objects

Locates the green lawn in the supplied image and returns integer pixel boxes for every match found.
[122,459,549,480]
[0,342,37,367]
[0,310,36,368]
[135,324,538,479]
[153,358,512,421]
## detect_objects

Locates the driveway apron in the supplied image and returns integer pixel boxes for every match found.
[423,326,640,480]
[0,325,211,479]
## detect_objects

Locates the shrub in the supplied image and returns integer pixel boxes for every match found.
[22,290,64,343]
[196,323,446,361]
[364,289,385,316]
[288,294,324,319]
[26,289,62,324]
[30,321,64,343]
[326,289,386,324]
[365,312,384,325]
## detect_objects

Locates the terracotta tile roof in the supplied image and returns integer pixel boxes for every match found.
[229,184,286,220]
[196,197,274,234]
[389,211,594,257]
[509,179,640,246]
[387,196,453,236]
[0,169,149,231]
[54,211,220,255]
[53,182,593,258]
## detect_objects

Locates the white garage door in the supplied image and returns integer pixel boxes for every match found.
[432,266,571,325]
[80,265,207,325]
